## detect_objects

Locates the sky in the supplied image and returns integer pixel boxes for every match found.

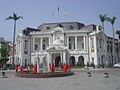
[0,0,120,41]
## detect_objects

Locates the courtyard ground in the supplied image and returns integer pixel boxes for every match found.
[0,68,120,90]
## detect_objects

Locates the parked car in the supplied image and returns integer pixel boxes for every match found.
[113,63,120,68]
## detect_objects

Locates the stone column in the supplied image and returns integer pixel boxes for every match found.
[61,51,63,64]
[41,38,43,50]
[63,52,66,64]
[47,53,51,71]
[37,57,40,73]
[83,36,86,51]
[33,38,35,52]
[75,36,77,50]
[67,37,69,48]
[49,37,50,46]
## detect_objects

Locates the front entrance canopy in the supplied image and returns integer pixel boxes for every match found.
[47,45,68,65]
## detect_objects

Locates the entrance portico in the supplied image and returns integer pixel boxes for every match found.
[47,45,68,71]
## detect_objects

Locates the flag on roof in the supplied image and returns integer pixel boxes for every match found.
[58,6,59,12]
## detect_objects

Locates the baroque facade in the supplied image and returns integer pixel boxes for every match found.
[15,22,120,68]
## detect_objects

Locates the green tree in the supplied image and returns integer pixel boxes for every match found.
[5,13,23,65]
[0,43,10,67]
[106,16,117,66]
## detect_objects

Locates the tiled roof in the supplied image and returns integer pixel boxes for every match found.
[37,22,85,30]
[22,27,40,35]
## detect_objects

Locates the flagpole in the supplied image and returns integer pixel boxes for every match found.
[64,12,67,30]
[57,6,60,22]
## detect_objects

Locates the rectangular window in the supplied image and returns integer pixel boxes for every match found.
[68,36,75,50]
[34,44,38,50]
[24,50,28,54]
[82,43,84,49]
[42,44,46,50]
[43,39,45,43]
[91,38,94,48]
[74,43,75,49]
[69,43,72,49]
[42,37,49,50]
[92,58,94,63]
[91,38,94,52]
[24,40,28,50]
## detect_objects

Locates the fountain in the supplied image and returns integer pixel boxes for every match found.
[15,63,73,78]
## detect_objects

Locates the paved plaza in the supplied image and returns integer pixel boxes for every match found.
[0,68,120,90]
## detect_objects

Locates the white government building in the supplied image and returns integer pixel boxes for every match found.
[15,22,120,68]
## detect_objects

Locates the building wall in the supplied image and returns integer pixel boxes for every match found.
[15,35,31,66]
[15,22,120,67]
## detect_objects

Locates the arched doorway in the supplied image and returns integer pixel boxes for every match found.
[55,56,61,67]
[78,56,84,66]
[69,56,75,66]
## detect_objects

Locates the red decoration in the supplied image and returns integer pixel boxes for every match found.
[32,64,37,74]
[63,64,68,72]
[15,65,19,73]
[51,64,55,73]
[35,64,37,73]
[20,66,24,73]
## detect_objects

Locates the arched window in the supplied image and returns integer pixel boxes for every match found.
[69,56,75,66]
[78,56,84,66]
[46,26,50,30]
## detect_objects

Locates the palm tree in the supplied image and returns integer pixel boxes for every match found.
[99,14,107,67]
[106,16,117,66]
[5,13,23,66]
[99,14,107,33]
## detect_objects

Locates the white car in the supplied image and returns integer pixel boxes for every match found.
[113,63,120,68]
